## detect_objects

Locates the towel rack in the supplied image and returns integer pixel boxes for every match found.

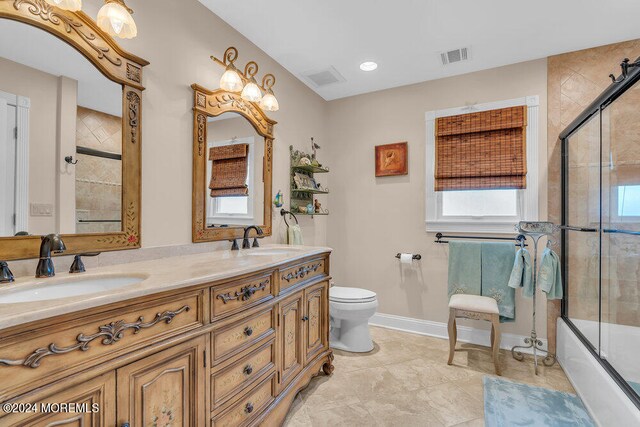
[434,232,527,246]
[511,221,558,374]
[280,209,299,227]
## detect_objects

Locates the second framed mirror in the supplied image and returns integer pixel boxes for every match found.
[191,84,275,242]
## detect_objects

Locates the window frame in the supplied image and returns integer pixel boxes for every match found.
[425,96,540,234]
[206,136,255,223]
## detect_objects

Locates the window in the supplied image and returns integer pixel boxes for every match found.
[206,137,254,222]
[615,185,640,219]
[425,96,539,234]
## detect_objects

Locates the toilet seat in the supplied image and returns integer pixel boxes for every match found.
[330,286,377,303]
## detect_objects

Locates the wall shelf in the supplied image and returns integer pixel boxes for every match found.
[291,165,330,174]
[292,188,329,195]
[290,145,329,217]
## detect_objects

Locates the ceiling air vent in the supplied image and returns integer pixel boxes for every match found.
[440,47,470,65]
[302,66,346,88]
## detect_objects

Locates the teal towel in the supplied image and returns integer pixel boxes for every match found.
[539,248,563,300]
[481,242,517,322]
[508,248,534,297]
[447,241,516,322]
[447,241,482,297]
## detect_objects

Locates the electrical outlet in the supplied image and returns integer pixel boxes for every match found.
[30,203,53,217]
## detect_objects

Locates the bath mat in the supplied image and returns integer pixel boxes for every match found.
[483,376,594,427]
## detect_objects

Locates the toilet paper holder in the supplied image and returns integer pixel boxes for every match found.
[395,253,421,260]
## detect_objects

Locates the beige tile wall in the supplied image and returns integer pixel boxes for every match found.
[75,107,122,234]
[547,39,640,349]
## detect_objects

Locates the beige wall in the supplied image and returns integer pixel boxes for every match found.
[0,57,61,235]
[326,59,549,337]
[103,0,330,249]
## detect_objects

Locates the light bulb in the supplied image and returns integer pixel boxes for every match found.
[97,1,137,39]
[220,67,244,92]
[44,0,82,11]
[241,80,262,102]
[260,92,279,112]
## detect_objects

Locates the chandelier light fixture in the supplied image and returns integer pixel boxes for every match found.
[44,0,138,39]
[211,47,280,112]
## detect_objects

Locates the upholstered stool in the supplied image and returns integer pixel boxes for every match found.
[447,294,502,375]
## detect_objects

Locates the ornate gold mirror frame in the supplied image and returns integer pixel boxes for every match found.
[0,0,148,260]
[191,84,276,242]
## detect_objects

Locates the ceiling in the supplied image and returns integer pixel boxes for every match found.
[199,0,640,100]
[0,19,121,116]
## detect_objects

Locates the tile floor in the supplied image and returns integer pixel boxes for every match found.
[284,326,574,427]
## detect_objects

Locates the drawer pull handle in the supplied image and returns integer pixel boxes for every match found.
[281,263,322,283]
[243,364,253,375]
[0,305,190,369]
[245,402,254,414]
[244,326,253,337]
[216,279,269,304]
[302,316,309,321]
[121,423,130,427]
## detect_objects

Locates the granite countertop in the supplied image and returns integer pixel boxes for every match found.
[0,245,331,331]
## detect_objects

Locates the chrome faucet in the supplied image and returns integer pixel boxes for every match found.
[242,226,263,249]
[36,234,66,278]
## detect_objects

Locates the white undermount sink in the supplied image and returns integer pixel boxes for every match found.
[0,275,146,304]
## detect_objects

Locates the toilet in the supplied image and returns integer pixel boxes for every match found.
[329,286,378,352]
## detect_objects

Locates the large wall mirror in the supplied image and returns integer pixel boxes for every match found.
[192,84,275,242]
[0,2,148,260]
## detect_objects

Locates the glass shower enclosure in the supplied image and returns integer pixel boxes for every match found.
[561,58,640,407]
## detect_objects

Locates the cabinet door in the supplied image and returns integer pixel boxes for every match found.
[0,372,115,427]
[116,336,206,427]
[278,293,303,389]
[303,281,328,364]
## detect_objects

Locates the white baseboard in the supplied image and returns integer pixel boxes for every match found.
[369,312,547,354]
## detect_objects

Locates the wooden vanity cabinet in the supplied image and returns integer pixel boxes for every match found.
[0,372,116,427]
[0,253,333,427]
[277,293,304,390]
[116,336,207,427]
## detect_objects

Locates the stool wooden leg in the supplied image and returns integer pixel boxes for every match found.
[491,314,501,375]
[448,308,457,365]
[490,323,495,348]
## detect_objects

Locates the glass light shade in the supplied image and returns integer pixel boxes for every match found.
[241,81,262,102]
[44,0,82,11]
[260,92,279,112]
[220,68,244,92]
[97,2,137,39]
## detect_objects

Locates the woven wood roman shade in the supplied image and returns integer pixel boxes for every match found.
[435,106,527,191]
[209,144,249,197]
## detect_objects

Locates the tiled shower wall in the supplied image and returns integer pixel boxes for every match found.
[547,39,640,350]
[75,106,122,234]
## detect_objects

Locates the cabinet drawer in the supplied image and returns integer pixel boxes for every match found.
[211,273,274,320]
[212,373,275,427]
[279,258,325,292]
[212,309,275,364]
[212,340,275,410]
[0,290,204,400]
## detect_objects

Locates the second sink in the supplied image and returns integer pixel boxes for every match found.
[0,275,146,304]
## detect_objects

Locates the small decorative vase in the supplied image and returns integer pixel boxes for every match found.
[273,190,283,208]
[306,203,314,214]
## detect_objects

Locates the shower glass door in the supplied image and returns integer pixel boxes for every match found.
[564,111,601,352]
[601,78,640,396]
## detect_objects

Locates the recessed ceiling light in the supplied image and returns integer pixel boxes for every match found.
[360,61,378,71]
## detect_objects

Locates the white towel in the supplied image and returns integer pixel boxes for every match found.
[287,224,304,245]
